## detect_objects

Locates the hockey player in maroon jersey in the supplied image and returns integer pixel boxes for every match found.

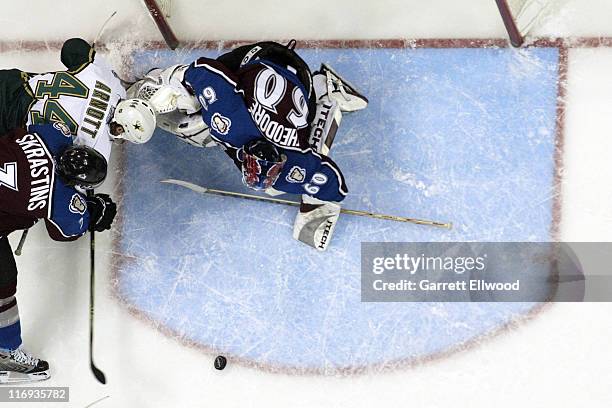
[128,41,368,250]
[0,123,116,383]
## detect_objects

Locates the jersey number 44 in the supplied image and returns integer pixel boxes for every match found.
[29,72,89,134]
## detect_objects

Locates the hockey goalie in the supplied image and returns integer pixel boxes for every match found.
[128,41,368,250]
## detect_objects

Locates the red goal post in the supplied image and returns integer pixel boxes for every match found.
[142,0,550,50]
[142,0,179,49]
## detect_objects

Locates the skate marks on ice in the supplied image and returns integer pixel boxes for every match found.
[110,46,560,374]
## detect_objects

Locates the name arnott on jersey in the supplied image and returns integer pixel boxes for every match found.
[81,81,112,138]
[248,99,300,149]
[15,133,53,212]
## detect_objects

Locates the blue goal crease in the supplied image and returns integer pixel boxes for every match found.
[114,46,560,369]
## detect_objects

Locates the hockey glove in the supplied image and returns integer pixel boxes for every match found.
[86,193,117,232]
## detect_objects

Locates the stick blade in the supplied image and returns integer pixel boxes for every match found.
[161,179,208,194]
[91,363,106,384]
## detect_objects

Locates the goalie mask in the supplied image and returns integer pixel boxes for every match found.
[56,145,108,189]
[110,99,157,144]
[239,139,286,191]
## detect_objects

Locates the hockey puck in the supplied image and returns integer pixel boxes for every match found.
[214,355,227,370]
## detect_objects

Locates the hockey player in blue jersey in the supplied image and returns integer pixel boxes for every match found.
[128,41,368,250]
[0,123,116,382]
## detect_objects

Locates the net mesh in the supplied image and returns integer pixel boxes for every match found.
[158,0,172,18]
[506,0,550,35]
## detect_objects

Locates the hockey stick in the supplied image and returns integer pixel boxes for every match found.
[93,11,117,48]
[161,179,452,229]
[13,229,29,256]
[87,190,106,384]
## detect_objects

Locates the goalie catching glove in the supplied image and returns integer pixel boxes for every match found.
[127,65,212,147]
[293,195,341,251]
[129,65,200,114]
[86,193,117,232]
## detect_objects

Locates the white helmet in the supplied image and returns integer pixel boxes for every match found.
[111,99,157,144]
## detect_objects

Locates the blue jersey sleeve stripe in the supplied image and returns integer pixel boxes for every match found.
[46,217,81,239]
[193,61,239,88]
[321,159,348,196]
[207,131,238,150]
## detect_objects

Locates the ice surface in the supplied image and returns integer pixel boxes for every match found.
[112,46,559,371]
[4,1,612,406]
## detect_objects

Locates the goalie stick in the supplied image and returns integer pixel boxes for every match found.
[161,179,452,229]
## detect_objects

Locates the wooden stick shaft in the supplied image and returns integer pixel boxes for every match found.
[162,180,452,229]
[14,229,29,256]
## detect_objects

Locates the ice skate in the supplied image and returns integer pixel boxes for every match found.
[0,348,50,384]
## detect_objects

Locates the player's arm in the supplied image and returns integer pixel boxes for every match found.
[183,58,259,148]
[125,65,211,146]
[291,154,347,251]
[145,57,235,116]
[44,187,90,241]
[271,149,347,251]
[44,190,117,241]
[279,150,347,202]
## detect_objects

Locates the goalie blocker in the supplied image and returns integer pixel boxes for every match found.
[294,195,341,251]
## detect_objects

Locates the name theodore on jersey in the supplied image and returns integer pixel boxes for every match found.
[15,134,53,211]
[248,100,300,148]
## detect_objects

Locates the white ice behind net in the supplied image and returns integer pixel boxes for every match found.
[506,0,552,36]
[158,0,172,18]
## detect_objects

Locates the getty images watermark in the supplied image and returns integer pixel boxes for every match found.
[0,387,69,403]
[361,243,612,302]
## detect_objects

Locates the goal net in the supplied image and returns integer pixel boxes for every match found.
[495,0,551,46]
[158,0,172,18]
[142,0,178,49]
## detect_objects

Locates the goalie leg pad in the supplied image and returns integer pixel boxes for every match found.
[293,195,341,251]
[314,64,368,113]
[308,74,343,155]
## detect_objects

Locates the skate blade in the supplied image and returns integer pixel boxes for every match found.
[0,370,50,384]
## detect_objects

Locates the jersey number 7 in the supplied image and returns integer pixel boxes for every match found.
[0,162,18,191]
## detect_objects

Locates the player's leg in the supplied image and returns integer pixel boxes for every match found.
[295,66,368,250]
[0,235,49,383]
[307,64,368,155]
[0,69,36,136]
[318,64,369,112]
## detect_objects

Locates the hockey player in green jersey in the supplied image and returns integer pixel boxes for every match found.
[0,38,157,163]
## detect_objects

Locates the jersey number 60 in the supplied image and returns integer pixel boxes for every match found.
[255,68,309,129]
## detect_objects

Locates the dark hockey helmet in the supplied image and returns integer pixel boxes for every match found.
[239,139,287,191]
[56,145,107,189]
[254,40,313,98]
